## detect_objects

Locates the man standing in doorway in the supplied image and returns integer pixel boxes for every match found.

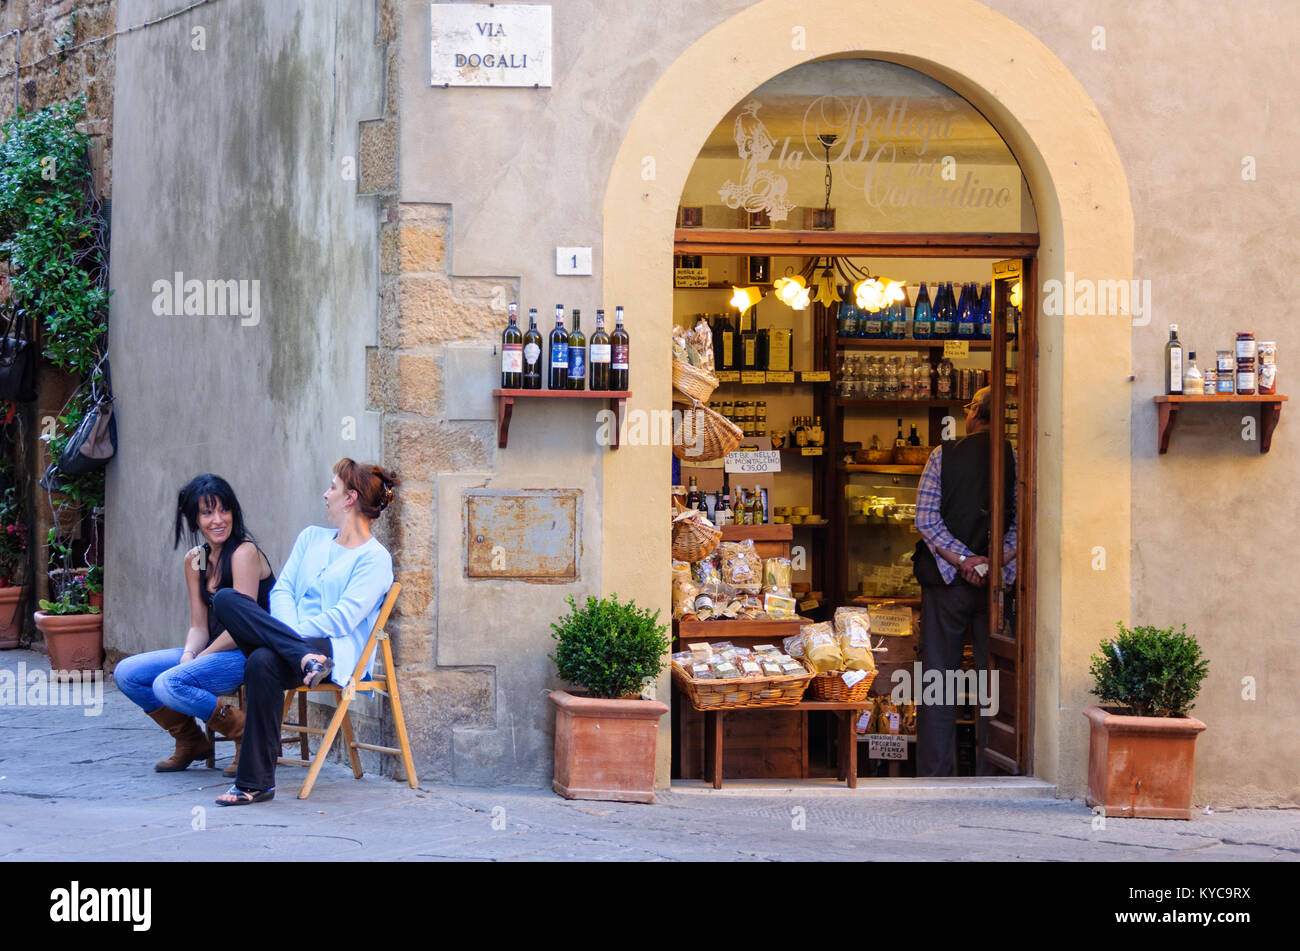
[911,386,1016,776]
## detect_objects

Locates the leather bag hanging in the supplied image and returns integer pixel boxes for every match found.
[58,360,117,477]
[0,305,37,403]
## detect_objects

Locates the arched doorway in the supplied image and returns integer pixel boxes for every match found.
[601,0,1133,796]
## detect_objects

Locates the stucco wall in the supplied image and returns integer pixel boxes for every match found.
[106,0,387,659]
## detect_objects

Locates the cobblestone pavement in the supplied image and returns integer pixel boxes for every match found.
[2,650,1298,862]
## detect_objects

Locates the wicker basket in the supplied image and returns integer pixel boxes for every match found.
[672,400,743,462]
[809,668,878,702]
[672,359,719,403]
[671,660,815,711]
[671,505,722,562]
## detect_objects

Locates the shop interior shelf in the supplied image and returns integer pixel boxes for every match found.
[852,595,922,607]
[842,463,925,474]
[836,337,994,350]
[493,388,630,449]
[1152,393,1287,454]
[836,398,966,408]
[675,616,809,643]
[719,523,793,542]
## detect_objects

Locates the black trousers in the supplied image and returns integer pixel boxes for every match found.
[916,580,990,777]
[211,589,331,792]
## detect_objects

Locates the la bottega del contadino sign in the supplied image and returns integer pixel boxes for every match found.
[430,3,552,88]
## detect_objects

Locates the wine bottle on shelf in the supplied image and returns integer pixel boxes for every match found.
[907,424,921,447]
[1165,324,1183,395]
[894,418,906,448]
[610,306,630,391]
[687,476,701,511]
[567,309,586,390]
[912,283,933,339]
[548,305,569,390]
[933,282,953,339]
[522,307,543,389]
[733,487,748,525]
[978,283,993,340]
[956,283,976,338]
[589,309,611,390]
[500,302,523,389]
[715,490,731,530]
[750,485,764,525]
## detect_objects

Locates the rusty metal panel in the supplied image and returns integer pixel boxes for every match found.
[465,489,581,582]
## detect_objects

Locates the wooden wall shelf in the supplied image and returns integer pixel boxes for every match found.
[836,337,993,351]
[719,524,793,543]
[493,389,630,449]
[842,463,925,475]
[1152,394,1287,454]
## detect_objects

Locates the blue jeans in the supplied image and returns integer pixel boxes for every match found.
[113,648,246,720]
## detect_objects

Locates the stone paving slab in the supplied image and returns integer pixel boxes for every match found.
[2,649,1297,862]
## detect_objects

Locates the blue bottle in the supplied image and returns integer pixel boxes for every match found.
[978,283,993,340]
[932,282,953,340]
[862,297,884,339]
[888,286,910,339]
[837,289,856,338]
[912,283,933,340]
[955,283,976,338]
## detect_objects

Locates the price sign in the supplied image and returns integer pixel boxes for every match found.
[715,371,740,382]
[801,447,823,456]
[740,371,766,384]
[801,370,831,382]
[943,340,970,359]
[724,450,781,474]
[867,606,913,636]
[868,734,908,760]
[765,371,795,384]
[674,268,708,288]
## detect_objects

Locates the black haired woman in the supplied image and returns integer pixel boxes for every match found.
[211,459,396,805]
[114,475,275,773]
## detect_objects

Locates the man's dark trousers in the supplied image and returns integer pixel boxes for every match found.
[916,579,990,777]
[211,589,331,792]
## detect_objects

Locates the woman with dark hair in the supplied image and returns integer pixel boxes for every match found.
[211,458,397,805]
[114,475,275,773]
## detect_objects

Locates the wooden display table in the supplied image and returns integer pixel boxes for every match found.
[700,700,874,789]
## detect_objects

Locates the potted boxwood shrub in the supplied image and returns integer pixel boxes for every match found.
[0,480,29,649]
[35,566,103,674]
[548,593,670,804]
[1084,622,1210,820]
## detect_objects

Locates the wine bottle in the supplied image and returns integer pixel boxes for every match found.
[933,282,953,339]
[500,302,523,389]
[715,490,731,530]
[718,311,736,370]
[589,309,611,390]
[1165,324,1183,395]
[687,476,701,511]
[567,309,586,390]
[913,283,933,340]
[610,306,630,391]
[749,485,764,525]
[522,307,543,389]
[956,283,975,338]
[549,305,569,390]
[907,424,921,447]
[894,417,906,448]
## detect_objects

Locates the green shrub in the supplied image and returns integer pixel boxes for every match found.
[549,593,669,700]
[1088,622,1209,717]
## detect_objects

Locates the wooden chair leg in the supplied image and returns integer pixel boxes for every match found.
[298,694,352,800]
[382,636,418,787]
[339,709,364,779]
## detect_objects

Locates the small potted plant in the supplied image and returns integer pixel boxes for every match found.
[35,560,103,673]
[1085,622,1210,819]
[548,593,670,803]
[0,480,29,649]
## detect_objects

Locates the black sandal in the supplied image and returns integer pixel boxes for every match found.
[215,784,275,806]
[302,657,334,688]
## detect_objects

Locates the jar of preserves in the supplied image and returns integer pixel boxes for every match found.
[1216,350,1234,375]
[1258,363,1277,396]
[1236,363,1256,395]
[1258,341,1277,365]
[1236,332,1256,362]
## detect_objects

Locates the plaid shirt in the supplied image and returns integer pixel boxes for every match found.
[914,443,1018,586]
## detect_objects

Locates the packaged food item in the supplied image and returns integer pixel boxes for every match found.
[691,318,715,373]
[672,559,691,585]
[783,632,806,658]
[671,651,694,666]
[690,663,715,680]
[738,659,763,678]
[834,607,875,671]
[673,577,700,620]
[877,698,900,735]
[763,557,793,595]
[693,592,716,619]
[856,705,873,735]
[760,660,784,677]
[688,642,714,662]
[801,622,843,673]
[710,660,741,679]
[719,540,762,593]
[692,554,722,587]
[901,702,917,735]
[763,592,797,619]
[752,643,780,655]
[780,661,807,676]
[671,325,693,365]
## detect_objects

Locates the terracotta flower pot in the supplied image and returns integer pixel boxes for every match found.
[34,611,104,673]
[1084,705,1206,820]
[550,690,668,804]
[0,585,25,649]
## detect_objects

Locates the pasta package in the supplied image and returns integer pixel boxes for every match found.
[801,622,843,673]
[692,554,722,587]
[783,632,806,658]
[672,560,692,587]
[763,592,797,620]
[719,540,762,593]
[763,557,792,595]
[690,319,715,373]
[672,577,700,620]
[834,607,874,671]
[671,325,693,365]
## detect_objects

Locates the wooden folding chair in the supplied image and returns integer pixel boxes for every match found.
[276,583,418,799]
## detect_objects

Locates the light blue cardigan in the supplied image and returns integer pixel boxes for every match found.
[268,526,394,686]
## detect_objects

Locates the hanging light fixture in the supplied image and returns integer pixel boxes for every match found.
[730,285,762,314]
[787,133,901,314]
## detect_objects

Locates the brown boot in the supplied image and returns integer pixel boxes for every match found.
[206,704,245,777]
[147,707,213,772]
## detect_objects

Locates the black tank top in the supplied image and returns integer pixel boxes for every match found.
[198,542,276,643]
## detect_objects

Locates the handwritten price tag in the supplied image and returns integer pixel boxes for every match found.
[868,734,908,760]
[715,371,740,382]
[801,370,831,383]
[765,371,795,384]
[740,371,766,384]
[943,340,970,359]
[724,450,781,474]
